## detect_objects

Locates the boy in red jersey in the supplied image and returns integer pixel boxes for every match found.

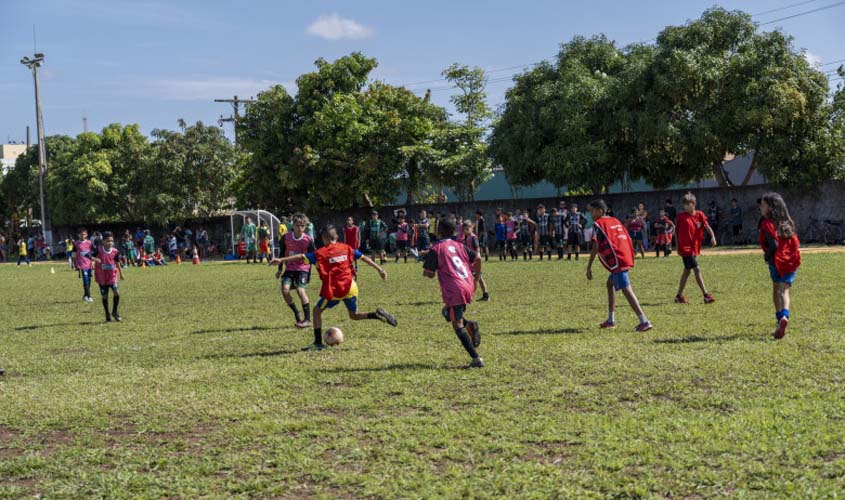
[423,218,484,368]
[91,231,126,322]
[674,192,717,304]
[585,200,652,332]
[343,216,360,251]
[272,225,397,351]
[759,193,801,339]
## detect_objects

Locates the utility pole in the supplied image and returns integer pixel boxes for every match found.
[20,52,51,247]
[213,95,256,145]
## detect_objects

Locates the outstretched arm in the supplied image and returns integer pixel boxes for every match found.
[360,255,387,280]
[269,254,304,266]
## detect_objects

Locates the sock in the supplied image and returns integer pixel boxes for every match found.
[313,328,323,345]
[404,255,408,263]
[303,303,311,322]
[575,252,579,260]
[608,312,615,323]
[84,284,91,298]
[558,249,563,259]
[455,327,479,359]
[112,295,120,315]
[366,312,378,319]
[638,314,648,324]
[776,310,784,321]
[102,298,110,318]
[783,309,789,319]
[288,302,300,320]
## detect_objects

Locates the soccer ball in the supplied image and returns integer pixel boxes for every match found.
[325,327,344,346]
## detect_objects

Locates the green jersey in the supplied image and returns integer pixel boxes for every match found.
[143,235,155,253]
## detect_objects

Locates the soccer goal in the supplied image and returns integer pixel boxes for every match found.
[228,209,284,258]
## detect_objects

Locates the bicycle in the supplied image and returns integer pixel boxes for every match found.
[805,218,844,245]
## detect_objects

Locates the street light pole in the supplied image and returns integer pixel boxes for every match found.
[21,53,51,247]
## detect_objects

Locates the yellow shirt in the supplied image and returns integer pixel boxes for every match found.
[278,224,288,238]
[19,242,27,255]
[65,239,74,251]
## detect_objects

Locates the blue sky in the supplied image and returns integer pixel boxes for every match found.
[2,0,843,143]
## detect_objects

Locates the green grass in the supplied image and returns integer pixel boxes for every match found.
[2,251,845,499]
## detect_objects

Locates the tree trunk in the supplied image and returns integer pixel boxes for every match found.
[740,150,759,186]
[362,192,374,208]
[711,161,733,187]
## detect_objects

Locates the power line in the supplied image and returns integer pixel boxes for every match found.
[759,1,845,25]
[752,0,822,16]
[401,0,844,93]
[821,58,845,66]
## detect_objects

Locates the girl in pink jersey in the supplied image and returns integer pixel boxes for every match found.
[423,218,484,368]
[274,213,315,328]
[394,214,411,263]
[74,228,95,302]
[91,231,126,322]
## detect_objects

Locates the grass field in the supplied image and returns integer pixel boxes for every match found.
[2,250,845,499]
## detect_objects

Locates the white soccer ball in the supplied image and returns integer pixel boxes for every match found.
[325,327,344,346]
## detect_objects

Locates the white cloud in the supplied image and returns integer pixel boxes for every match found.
[306,13,374,40]
[136,77,296,101]
[804,51,822,67]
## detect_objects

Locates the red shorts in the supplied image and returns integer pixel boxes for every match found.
[657,233,672,245]
[259,240,270,253]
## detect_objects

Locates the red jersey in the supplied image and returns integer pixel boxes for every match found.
[306,242,360,300]
[592,216,635,273]
[759,219,801,276]
[676,210,709,257]
[343,225,359,250]
[94,245,119,285]
[424,239,477,306]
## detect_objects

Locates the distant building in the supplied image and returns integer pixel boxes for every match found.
[1,144,27,174]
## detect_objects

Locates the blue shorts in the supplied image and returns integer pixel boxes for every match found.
[609,271,630,291]
[316,282,359,312]
[769,264,796,286]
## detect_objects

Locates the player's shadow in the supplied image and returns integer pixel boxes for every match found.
[15,321,99,331]
[192,326,270,335]
[325,363,445,373]
[203,348,301,359]
[395,301,441,307]
[499,327,586,336]
[653,333,748,344]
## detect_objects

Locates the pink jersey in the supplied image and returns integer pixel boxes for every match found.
[396,222,409,241]
[506,220,517,241]
[430,239,475,307]
[75,239,94,270]
[94,245,119,285]
[284,232,312,272]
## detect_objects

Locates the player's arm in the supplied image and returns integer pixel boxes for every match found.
[762,226,778,263]
[704,220,718,246]
[269,254,305,266]
[118,263,126,281]
[422,250,437,278]
[468,250,482,276]
[586,240,598,281]
[360,253,388,280]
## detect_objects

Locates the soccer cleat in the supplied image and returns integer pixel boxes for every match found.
[703,294,716,304]
[376,308,398,327]
[480,293,490,302]
[105,315,112,322]
[295,320,312,329]
[467,321,481,347]
[112,314,122,322]
[674,295,689,304]
[467,357,485,369]
[773,318,788,340]
[634,321,653,332]
[301,343,326,351]
[599,321,616,329]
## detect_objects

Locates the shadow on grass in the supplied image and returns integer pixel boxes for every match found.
[653,334,748,344]
[324,363,447,373]
[15,321,100,331]
[498,327,586,336]
[203,348,301,359]
[395,301,441,307]
[192,325,271,335]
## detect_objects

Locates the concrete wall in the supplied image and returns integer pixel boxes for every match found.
[314,181,845,243]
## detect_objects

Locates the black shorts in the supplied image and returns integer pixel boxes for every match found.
[518,235,532,248]
[281,270,310,288]
[682,256,699,270]
[396,240,409,250]
[732,225,743,236]
[553,234,566,246]
[369,238,385,252]
[567,232,582,246]
[495,240,506,251]
[416,238,430,251]
[538,235,552,248]
[441,305,466,323]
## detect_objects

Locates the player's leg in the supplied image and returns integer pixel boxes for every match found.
[478,274,490,301]
[347,300,397,327]
[444,306,483,367]
[620,280,651,331]
[693,267,714,302]
[296,284,311,328]
[676,264,691,302]
[111,285,122,322]
[601,276,616,328]
[281,280,302,324]
[306,302,326,350]
[100,285,112,322]
[773,281,791,339]
[82,269,92,301]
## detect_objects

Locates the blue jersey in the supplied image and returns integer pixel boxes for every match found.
[495,222,507,241]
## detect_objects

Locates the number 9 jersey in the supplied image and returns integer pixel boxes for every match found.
[423,239,478,307]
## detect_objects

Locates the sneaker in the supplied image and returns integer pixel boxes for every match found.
[112,314,122,322]
[375,308,398,327]
[635,321,653,332]
[773,318,788,340]
[295,320,312,329]
[466,321,481,347]
[301,343,326,351]
[84,296,94,303]
[674,295,688,304]
[480,294,490,302]
[467,357,485,369]
[105,315,112,323]
[600,321,616,329]
[703,294,716,304]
